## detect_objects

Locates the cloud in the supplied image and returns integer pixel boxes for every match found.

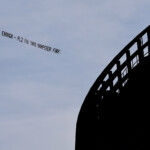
[0,109,77,150]
[1,0,150,150]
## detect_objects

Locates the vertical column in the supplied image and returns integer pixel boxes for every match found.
[147,27,150,55]
[126,50,131,72]
[116,61,122,91]
[137,39,144,62]
[109,71,113,90]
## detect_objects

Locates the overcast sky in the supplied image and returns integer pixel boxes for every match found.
[0,0,150,150]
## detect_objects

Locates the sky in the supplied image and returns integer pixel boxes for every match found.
[0,0,150,150]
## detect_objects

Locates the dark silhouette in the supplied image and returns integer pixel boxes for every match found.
[75,26,150,150]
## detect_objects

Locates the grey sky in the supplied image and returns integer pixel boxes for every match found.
[1,0,150,150]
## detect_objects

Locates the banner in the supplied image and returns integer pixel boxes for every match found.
[1,30,60,54]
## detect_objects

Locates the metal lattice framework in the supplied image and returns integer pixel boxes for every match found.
[76,26,150,150]
[85,26,150,114]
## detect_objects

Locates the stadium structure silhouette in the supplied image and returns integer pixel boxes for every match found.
[75,26,150,150]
